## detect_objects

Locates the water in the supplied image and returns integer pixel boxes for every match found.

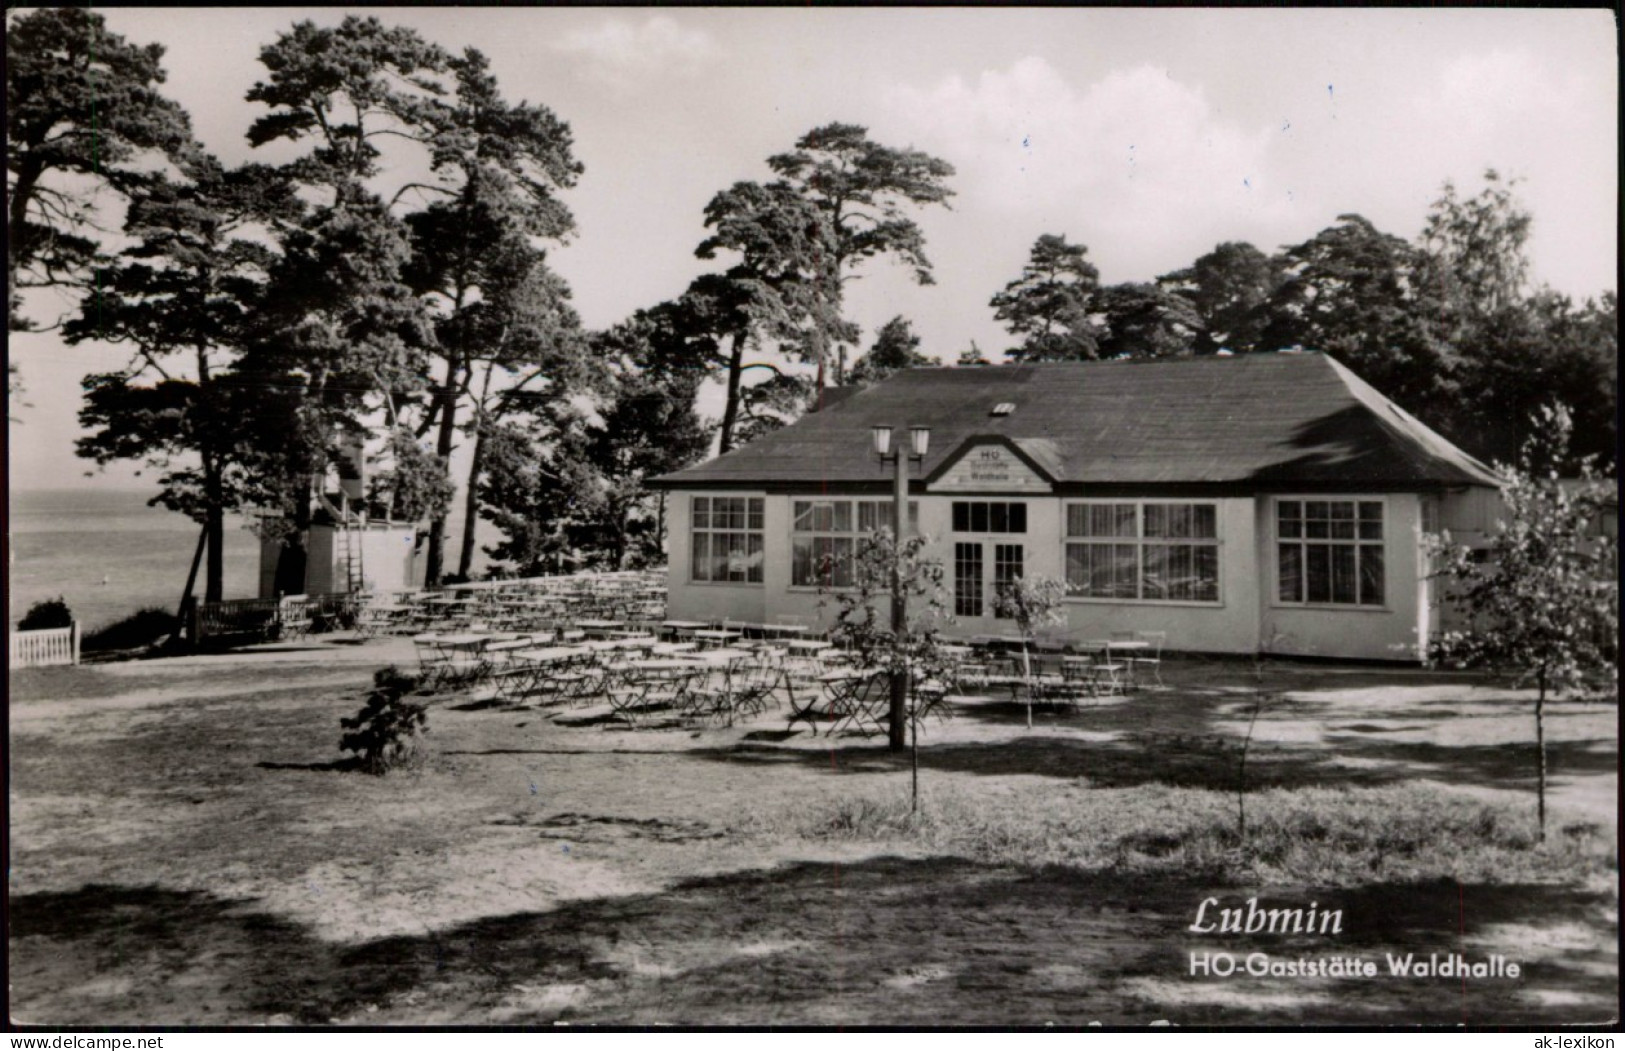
[8,489,262,631]
[7,488,489,631]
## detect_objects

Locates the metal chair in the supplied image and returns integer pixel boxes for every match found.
[276,594,312,641]
[1131,630,1167,686]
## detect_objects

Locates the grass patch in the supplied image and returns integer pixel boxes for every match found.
[741,781,1612,886]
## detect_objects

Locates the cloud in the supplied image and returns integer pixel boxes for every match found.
[553,16,719,90]
[1406,47,1615,298]
[880,58,1287,280]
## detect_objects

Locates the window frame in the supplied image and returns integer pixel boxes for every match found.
[1271,495,1389,610]
[689,494,765,586]
[1061,499,1224,606]
[992,542,1025,619]
[788,497,919,590]
[953,541,986,618]
[950,500,1028,535]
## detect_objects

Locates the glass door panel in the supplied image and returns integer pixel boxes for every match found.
[992,543,1024,618]
[954,542,984,617]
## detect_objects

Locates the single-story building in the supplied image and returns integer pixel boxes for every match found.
[258,439,420,599]
[651,352,1504,662]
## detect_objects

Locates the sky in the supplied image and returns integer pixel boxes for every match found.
[7,6,1619,495]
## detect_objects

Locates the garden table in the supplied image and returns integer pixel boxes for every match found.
[355,602,411,637]
[426,633,491,656]
[411,633,492,689]
[829,672,892,737]
[695,646,753,663]
[660,619,709,640]
[785,669,865,735]
[1077,642,1141,692]
[583,636,654,654]
[508,646,594,704]
[611,660,708,725]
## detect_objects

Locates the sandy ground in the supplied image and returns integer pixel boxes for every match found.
[7,637,1618,1027]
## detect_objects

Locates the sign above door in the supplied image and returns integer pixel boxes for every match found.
[927,438,1054,494]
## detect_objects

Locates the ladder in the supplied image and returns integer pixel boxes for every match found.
[337,520,365,594]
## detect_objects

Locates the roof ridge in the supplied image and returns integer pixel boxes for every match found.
[905,350,1327,373]
[653,350,1500,490]
[1320,356,1502,486]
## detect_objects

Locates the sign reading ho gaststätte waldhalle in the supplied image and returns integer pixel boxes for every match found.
[927,442,1053,494]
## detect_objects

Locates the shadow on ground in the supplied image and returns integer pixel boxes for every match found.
[676,678,1615,794]
[10,862,1615,1026]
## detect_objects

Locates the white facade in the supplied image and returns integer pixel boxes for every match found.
[259,521,419,598]
[664,486,1484,663]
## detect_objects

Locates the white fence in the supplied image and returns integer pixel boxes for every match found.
[9,624,80,669]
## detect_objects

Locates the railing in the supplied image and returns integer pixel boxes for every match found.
[190,593,354,647]
[10,624,80,668]
[193,598,281,644]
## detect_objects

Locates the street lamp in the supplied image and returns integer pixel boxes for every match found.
[873,424,929,751]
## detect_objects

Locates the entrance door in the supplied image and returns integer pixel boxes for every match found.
[949,500,1029,621]
[953,540,1024,619]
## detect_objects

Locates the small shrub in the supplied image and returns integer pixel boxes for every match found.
[340,667,429,775]
[83,607,177,652]
[19,597,73,631]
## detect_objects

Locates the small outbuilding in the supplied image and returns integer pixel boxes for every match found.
[651,352,1504,662]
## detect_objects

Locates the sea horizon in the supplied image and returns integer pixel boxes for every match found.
[7,486,487,630]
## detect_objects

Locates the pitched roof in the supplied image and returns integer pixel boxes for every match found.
[655,352,1501,490]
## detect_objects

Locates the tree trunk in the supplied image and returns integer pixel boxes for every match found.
[424,356,459,585]
[654,491,668,561]
[177,526,207,642]
[456,412,487,580]
[1021,642,1033,730]
[911,703,920,814]
[456,364,496,580]
[718,331,745,454]
[613,501,628,571]
[204,475,225,604]
[198,348,225,603]
[1536,667,1547,842]
[275,479,312,597]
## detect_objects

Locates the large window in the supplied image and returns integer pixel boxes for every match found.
[1276,499,1384,606]
[691,496,763,584]
[1064,502,1220,603]
[952,501,1027,533]
[790,498,918,588]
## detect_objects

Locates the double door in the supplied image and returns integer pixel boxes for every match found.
[953,541,1024,619]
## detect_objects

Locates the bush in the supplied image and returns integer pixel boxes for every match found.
[83,607,177,653]
[19,597,73,631]
[340,667,429,775]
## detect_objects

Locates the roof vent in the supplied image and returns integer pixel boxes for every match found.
[991,402,1016,416]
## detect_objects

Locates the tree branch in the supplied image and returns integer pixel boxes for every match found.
[388,181,456,209]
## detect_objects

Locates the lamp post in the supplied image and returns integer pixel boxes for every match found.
[872,424,930,751]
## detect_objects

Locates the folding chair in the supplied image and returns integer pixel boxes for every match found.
[1131,630,1167,686]
[277,594,312,641]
